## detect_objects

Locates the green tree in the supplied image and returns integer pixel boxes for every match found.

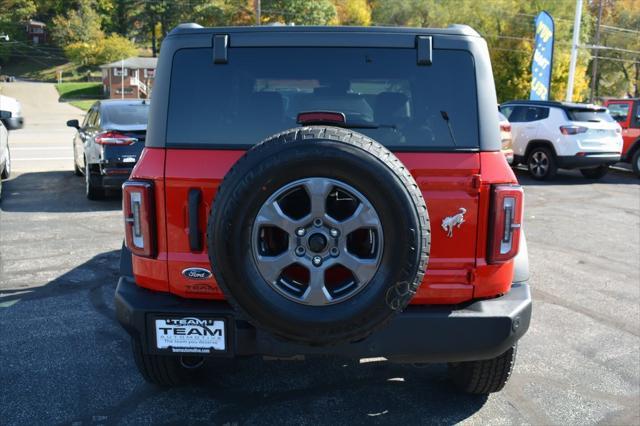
[96,33,137,63]
[332,0,372,26]
[262,0,337,25]
[0,0,37,40]
[371,0,593,102]
[51,0,104,46]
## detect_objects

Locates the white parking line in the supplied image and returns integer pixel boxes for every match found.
[12,157,73,161]
[11,147,70,151]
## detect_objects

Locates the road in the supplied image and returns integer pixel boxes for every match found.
[2,81,83,172]
[0,81,639,425]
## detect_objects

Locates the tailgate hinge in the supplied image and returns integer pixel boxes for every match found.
[416,36,432,65]
[213,34,229,64]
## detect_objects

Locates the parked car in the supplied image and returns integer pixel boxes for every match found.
[0,94,22,118]
[499,111,514,164]
[66,99,149,199]
[0,110,24,200]
[116,24,531,395]
[499,100,623,180]
[603,98,640,177]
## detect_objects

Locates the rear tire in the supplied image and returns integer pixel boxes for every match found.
[448,345,517,394]
[131,338,203,387]
[85,163,104,200]
[580,165,609,179]
[632,149,640,178]
[527,147,557,180]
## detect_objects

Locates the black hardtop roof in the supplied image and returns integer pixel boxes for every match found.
[501,100,606,111]
[98,99,150,108]
[168,23,481,38]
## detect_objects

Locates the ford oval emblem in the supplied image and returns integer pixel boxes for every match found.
[182,267,212,280]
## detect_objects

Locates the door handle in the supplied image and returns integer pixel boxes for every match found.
[188,188,202,251]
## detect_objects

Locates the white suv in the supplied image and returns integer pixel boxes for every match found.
[499,101,623,180]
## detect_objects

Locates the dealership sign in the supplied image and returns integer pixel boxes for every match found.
[530,11,555,101]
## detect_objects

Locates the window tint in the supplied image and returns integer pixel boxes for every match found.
[606,103,629,122]
[499,106,513,120]
[101,103,149,126]
[567,109,614,123]
[167,47,479,149]
[504,106,548,122]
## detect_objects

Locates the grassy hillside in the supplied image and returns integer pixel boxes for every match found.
[55,82,103,111]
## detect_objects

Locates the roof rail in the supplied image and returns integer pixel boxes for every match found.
[447,24,480,37]
[170,22,204,35]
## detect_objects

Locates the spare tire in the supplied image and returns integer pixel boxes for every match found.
[208,126,430,346]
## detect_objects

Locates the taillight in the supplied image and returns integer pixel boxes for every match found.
[559,125,588,135]
[488,185,524,264]
[123,181,155,257]
[297,111,346,125]
[96,131,137,145]
[500,123,511,133]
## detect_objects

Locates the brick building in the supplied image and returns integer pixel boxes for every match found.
[100,57,157,99]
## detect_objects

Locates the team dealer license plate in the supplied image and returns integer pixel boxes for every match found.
[155,317,225,353]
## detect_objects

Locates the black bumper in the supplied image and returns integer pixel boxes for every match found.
[115,277,532,363]
[556,153,620,169]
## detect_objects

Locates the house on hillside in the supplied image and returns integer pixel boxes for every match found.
[100,57,157,99]
[25,20,47,44]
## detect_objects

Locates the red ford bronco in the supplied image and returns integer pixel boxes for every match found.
[115,24,531,394]
[603,98,640,176]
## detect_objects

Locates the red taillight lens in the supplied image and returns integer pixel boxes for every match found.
[500,123,511,132]
[559,125,588,135]
[96,131,137,146]
[123,181,155,257]
[297,111,346,125]
[488,185,524,264]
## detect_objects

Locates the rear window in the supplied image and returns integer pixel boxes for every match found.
[102,103,149,126]
[567,109,614,123]
[606,103,629,122]
[166,47,479,150]
[501,105,549,122]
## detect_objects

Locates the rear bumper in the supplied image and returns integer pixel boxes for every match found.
[115,277,532,363]
[94,167,132,189]
[556,153,620,169]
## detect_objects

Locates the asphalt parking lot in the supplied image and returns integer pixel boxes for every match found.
[1,83,639,425]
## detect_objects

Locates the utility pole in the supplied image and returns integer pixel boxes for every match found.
[121,58,125,100]
[589,0,604,103]
[566,0,583,102]
[254,0,261,25]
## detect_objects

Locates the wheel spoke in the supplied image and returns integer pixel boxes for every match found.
[340,203,380,235]
[301,270,332,305]
[255,201,300,235]
[340,252,378,284]
[256,251,297,284]
[303,178,333,219]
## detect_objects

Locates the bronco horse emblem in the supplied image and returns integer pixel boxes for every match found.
[441,208,467,238]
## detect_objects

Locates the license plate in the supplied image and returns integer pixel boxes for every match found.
[155,317,225,353]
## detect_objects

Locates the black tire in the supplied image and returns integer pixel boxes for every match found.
[580,165,609,179]
[527,146,557,180]
[1,147,10,179]
[131,338,203,387]
[85,164,104,200]
[448,345,517,394]
[207,126,430,346]
[632,149,640,178]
